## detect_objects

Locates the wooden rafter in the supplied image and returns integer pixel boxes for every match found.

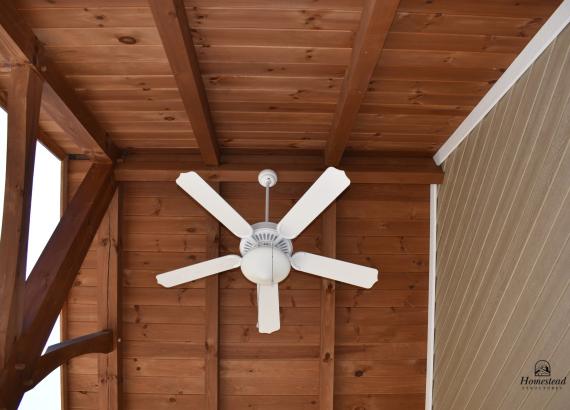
[325,0,401,166]
[0,64,42,369]
[0,163,116,409]
[0,89,64,161]
[30,330,113,392]
[0,1,119,162]
[148,0,220,165]
[37,130,66,161]
[115,153,444,184]
[319,204,337,410]
[205,182,220,410]
[97,191,122,410]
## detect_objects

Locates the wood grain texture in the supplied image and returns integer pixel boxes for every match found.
[319,204,336,409]
[148,0,220,165]
[60,174,430,408]
[97,191,122,410]
[9,0,561,406]
[0,163,115,409]
[21,163,115,361]
[434,25,570,409]
[31,330,113,392]
[115,153,444,184]
[0,65,42,369]
[325,0,401,165]
[1,0,558,156]
[0,0,118,161]
[205,182,220,410]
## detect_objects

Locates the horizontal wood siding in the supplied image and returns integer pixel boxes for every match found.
[63,172,430,408]
[65,159,101,409]
[335,183,428,408]
[434,25,570,410]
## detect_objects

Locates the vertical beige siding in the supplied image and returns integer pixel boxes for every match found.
[434,25,570,410]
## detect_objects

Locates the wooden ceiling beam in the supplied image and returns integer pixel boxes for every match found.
[0,1,119,162]
[115,153,443,184]
[0,65,42,370]
[148,0,220,166]
[325,0,401,166]
[37,130,67,161]
[40,69,119,162]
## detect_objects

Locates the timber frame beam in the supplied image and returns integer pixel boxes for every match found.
[0,163,117,409]
[29,330,114,392]
[148,0,221,166]
[0,1,119,162]
[0,64,42,371]
[115,153,444,184]
[325,0,401,166]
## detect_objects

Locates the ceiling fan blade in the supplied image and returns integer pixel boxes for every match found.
[291,252,378,289]
[277,167,350,239]
[177,172,253,238]
[257,283,280,334]
[156,255,241,288]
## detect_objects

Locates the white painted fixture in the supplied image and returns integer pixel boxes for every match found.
[156,167,379,334]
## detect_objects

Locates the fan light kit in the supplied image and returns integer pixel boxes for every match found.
[156,167,379,333]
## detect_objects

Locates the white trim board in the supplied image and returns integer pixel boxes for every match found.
[425,184,437,410]
[433,0,570,166]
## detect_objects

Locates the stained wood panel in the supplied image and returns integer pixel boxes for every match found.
[63,160,102,409]
[5,0,559,155]
[434,25,570,409]
[335,181,429,407]
[58,176,432,408]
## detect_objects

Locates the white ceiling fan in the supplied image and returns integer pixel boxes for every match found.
[156,167,379,333]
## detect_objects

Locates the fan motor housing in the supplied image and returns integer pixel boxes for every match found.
[239,222,292,285]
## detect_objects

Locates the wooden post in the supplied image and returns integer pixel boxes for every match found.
[0,64,42,368]
[97,190,122,410]
[319,204,336,410]
[0,164,115,409]
[59,155,70,410]
[205,182,220,410]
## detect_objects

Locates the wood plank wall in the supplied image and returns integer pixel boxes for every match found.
[64,159,103,407]
[434,25,570,410]
[63,167,430,409]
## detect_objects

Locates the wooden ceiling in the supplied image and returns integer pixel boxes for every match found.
[0,0,563,162]
[0,2,565,409]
